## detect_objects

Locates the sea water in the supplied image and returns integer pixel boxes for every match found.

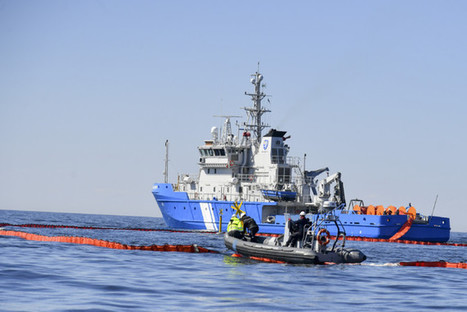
[0,210,465,312]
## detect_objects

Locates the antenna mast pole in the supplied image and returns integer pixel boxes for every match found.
[164,140,169,183]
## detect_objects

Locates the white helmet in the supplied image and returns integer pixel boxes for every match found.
[240,212,246,218]
[231,214,237,218]
[300,211,306,216]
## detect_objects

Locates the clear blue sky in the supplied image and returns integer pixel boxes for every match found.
[1,1,466,232]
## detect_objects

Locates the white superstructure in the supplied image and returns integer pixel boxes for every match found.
[177,70,344,211]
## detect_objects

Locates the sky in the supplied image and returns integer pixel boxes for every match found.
[0,1,466,232]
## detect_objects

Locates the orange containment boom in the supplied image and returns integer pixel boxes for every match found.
[352,205,417,217]
[398,206,406,215]
[0,223,217,234]
[0,230,218,254]
[375,205,385,215]
[407,206,416,219]
[385,206,397,215]
[400,261,467,269]
[388,218,414,241]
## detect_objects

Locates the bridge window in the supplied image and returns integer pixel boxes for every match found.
[278,167,291,183]
[213,149,226,156]
[271,148,285,164]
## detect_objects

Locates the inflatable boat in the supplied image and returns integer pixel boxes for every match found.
[224,213,367,265]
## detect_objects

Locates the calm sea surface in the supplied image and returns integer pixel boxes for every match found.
[0,210,465,312]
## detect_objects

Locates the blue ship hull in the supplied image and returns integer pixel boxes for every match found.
[153,183,451,242]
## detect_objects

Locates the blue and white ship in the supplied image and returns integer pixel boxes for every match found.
[152,70,450,242]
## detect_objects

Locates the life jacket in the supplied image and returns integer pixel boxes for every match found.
[227,216,244,232]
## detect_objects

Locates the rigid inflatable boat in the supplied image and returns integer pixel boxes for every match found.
[224,213,367,264]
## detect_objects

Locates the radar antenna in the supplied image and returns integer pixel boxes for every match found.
[213,115,242,144]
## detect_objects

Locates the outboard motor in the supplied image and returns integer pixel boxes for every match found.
[336,248,367,263]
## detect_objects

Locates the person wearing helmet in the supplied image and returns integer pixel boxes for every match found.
[240,212,259,240]
[284,211,311,247]
[227,213,244,239]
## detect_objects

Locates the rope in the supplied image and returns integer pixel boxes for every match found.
[0,230,218,254]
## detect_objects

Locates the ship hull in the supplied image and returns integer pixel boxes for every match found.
[153,183,451,242]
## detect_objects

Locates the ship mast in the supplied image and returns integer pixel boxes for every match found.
[164,139,169,183]
[243,67,270,145]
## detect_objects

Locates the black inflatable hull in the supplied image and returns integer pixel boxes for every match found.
[224,234,366,265]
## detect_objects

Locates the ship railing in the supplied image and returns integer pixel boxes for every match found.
[234,173,256,182]
[177,174,199,183]
[270,156,301,166]
[271,156,286,164]
[175,174,199,192]
[186,190,263,202]
[287,156,301,168]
